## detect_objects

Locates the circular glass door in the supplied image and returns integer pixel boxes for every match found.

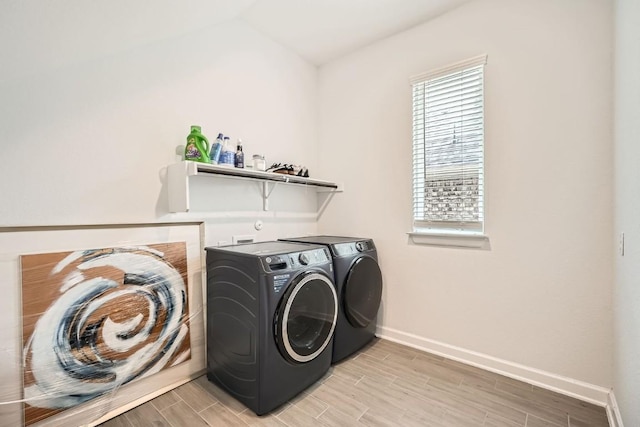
[343,256,383,328]
[276,272,337,363]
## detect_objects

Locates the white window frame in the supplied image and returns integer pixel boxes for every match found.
[408,55,489,249]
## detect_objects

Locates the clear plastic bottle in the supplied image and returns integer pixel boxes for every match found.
[252,154,266,171]
[234,139,244,168]
[210,133,224,164]
[221,136,233,166]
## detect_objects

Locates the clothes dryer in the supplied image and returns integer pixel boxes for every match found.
[279,236,382,363]
[205,241,337,415]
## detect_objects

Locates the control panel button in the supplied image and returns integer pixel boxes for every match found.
[298,253,310,265]
[355,242,365,252]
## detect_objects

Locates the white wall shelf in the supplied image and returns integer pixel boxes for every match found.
[167,161,342,212]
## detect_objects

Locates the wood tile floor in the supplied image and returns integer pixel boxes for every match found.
[100,339,609,427]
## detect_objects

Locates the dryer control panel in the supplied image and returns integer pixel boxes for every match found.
[261,248,331,272]
[333,240,375,257]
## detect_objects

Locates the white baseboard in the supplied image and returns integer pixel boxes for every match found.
[607,390,624,427]
[376,326,610,407]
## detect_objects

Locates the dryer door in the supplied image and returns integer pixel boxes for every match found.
[343,256,383,328]
[275,271,338,363]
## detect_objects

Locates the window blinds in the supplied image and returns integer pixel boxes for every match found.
[411,55,486,233]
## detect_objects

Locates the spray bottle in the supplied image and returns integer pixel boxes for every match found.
[210,133,224,164]
[219,136,233,166]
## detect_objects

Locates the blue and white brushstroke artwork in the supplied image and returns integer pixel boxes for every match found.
[20,243,190,426]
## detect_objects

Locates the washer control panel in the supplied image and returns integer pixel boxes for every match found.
[262,248,330,272]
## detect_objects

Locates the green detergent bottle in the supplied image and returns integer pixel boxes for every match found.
[184,125,211,163]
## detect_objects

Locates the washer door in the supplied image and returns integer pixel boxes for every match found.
[343,256,383,328]
[275,271,338,363]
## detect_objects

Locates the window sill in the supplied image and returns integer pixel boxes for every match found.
[407,231,490,250]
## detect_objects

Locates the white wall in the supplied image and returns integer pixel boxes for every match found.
[0,14,323,249]
[318,0,613,389]
[614,0,640,424]
[0,18,319,231]
[0,16,320,425]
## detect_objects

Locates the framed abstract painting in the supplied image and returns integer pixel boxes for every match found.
[21,243,190,425]
[0,223,204,427]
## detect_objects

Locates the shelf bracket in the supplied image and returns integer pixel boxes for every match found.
[261,181,277,211]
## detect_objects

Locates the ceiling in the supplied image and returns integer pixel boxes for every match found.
[1,0,472,76]
[239,0,473,64]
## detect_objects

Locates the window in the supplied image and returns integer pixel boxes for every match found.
[411,55,487,240]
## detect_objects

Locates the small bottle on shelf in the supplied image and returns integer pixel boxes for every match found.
[221,136,233,166]
[234,139,244,168]
[210,133,224,164]
[252,154,266,171]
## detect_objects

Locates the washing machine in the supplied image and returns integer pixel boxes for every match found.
[279,236,382,363]
[204,241,337,415]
